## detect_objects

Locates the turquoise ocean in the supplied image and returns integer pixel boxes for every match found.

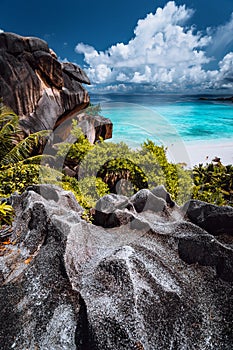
[90,94,233,149]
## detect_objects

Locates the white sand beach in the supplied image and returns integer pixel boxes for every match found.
[166,139,233,168]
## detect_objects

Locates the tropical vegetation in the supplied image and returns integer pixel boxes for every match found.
[192,162,233,206]
[0,102,232,228]
[0,103,52,196]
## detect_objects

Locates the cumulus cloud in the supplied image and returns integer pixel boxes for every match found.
[75,1,233,91]
[213,52,233,89]
[0,29,4,33]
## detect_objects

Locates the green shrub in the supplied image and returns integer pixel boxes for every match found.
[56,120,93,164]
[0,102,52,197]
[78,177,110,207]
[64,134,193,205]
[61,176,94,209]
[0,164,40,195]
[0,202,14,228]
[1,102,232,213]
[97,158,147,195]
[193,162,233,206]
[136,141,193,204]
[0,164,64,196]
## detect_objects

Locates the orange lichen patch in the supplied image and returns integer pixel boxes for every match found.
[24,257,33,264]
[0,239,11,251]
[2,239,11,245]
[0,241,13,255]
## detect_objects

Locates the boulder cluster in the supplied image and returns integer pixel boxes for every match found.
[0,184,232,349]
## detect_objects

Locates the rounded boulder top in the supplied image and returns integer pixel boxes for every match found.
[0,32,49,54]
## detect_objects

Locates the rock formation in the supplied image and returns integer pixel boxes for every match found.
[182,199,233,236]
[0,32,112,142]
[0,184,232,349]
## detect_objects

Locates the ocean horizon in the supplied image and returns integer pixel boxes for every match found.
[90,93,233,166]
[90,93,233,145]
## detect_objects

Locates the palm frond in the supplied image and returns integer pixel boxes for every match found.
[16,154,56,165]
[1,130,51,166]
[0,102,19,126]
[0,112,21,160]
[0,116,21,142]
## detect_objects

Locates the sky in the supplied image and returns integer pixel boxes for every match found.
[1,0,233,93]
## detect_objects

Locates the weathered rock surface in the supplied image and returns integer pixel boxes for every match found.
[0,32,112,142]
[151,184,176,208]
[55,110,113,144]
[178,232,233,282]
[182,199,233,235]
[0,185,233,349]
[0,185,83,349]
[93,193,133,227]
[130,188,166,213]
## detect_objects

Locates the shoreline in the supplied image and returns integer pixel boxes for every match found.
[165,139,233,168]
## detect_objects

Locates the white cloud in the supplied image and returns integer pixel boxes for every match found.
[94,64,112,83]
[99,83,131,93]
[219,53,233,74]
[116,72,129,82]
[75,1,233,92]
[213,52,233,88]
[0,29,4,33]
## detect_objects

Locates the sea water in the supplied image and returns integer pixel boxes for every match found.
[90,94,233,147]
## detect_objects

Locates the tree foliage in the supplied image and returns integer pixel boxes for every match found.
[57,120,233,207]
[0,102,232,226]
[59,126,193,205]
[193,162,233,206]
[0,102,52,195]
[0,202,14,228]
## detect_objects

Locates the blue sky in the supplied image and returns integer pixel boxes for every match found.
[1,0,233,93]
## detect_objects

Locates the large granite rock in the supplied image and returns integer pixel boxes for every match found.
[130,188,166,213]
[0,185,232,349]
[0,32,112,142]
[0,185,83,349]
[151,184,176,208]
[182,199,233,235]
[93,193,133,227]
